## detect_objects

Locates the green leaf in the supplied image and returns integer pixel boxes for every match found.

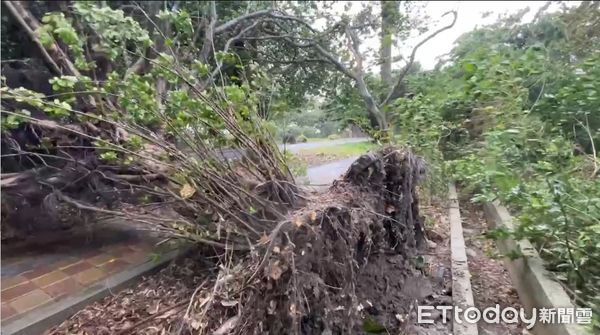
[362,318,386,334]
[99,151,118,162]
[462,62,477,74]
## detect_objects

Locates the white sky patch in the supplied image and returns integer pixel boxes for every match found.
[399,1,575,70]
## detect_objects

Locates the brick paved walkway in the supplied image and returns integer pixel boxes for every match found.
[1,225,164,326]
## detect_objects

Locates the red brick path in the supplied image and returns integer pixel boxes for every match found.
[1,242,154,323]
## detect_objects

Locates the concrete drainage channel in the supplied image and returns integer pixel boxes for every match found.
[2,246,191,335]
[449,183,586,335]
[483,201,585,335]
[448,184,479,335]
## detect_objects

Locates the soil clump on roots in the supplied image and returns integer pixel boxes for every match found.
[48,147,451,335]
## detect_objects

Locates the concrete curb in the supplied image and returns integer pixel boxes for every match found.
[448,183,479,335]
[483,200,586,335]
[2,246,191,335]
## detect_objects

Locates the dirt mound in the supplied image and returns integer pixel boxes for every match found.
[48,148,451,334]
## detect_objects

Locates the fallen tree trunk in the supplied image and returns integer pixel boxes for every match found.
[1,2,296,245]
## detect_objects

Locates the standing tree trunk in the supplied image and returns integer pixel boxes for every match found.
[343,26,389,132]
[356,76,387,131]
[377,0,399,138]
[380,0,398,90]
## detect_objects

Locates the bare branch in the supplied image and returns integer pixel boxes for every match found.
[380,11,458,107]
[313,44,357,81]
[345,27,364,75]
[10,1,83,76]
[203,20,262,89]
[214,9,273,34]
[267,12,319,34]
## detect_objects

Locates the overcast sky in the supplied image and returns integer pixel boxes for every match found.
[400,1,575,70]
[315,1,576,72]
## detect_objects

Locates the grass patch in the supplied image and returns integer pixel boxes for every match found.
[299,142,377,156]
[295,141,378,167]
[283,151,308,177]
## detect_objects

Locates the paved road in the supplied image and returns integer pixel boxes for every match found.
[280,137,369,153]
[306,156,357,185]
[295,156,360,192]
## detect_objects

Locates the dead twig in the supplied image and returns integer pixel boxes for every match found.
[114,301,188,335]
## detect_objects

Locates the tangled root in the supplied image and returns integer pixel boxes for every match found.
[190,147,426,334]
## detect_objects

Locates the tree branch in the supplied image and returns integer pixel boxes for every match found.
[380,10,458,107]
[199,1,217,63]
[5,1,82,77]
[532,1,552,24]
[214,9,273,34]
[4,1,62,75]
[312,44,357,81]
[214,11,355,82]
[204,20,262,89]
[125,50,150,78]
[345,27,364,75]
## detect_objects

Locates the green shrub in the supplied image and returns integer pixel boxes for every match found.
[327,134,340,140]
[299,126,319,138]
[391,6,600,325]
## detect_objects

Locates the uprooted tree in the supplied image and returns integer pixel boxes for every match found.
[1,0,453,240]
[2,2,432,333]
[2,0,303,241]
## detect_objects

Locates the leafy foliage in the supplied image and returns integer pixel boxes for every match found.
[390,3,599,328]
[1,1,301,248]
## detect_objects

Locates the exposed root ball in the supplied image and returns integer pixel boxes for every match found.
[197,147,426,334]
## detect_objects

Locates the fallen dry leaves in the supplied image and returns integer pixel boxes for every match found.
[45,254,214,335]
[460,201,523,335]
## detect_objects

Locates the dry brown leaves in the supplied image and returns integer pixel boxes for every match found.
[45,255,214,335]
[421,204,452,284]
[460,202,523,335]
